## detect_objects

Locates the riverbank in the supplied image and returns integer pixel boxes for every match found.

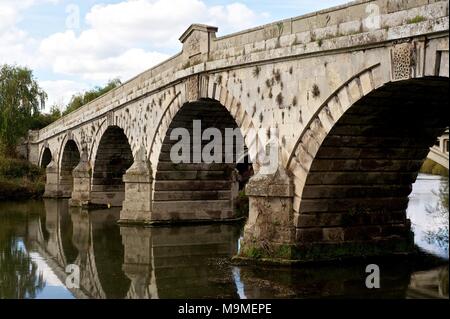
[0,157,45,200]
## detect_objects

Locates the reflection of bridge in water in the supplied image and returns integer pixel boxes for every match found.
[23,199,448,299]
[26,199,240,299]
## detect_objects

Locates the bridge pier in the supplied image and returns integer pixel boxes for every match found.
[238,164,415,263]
[69,152,91,207]
[43,160,61,198]
[120,227,156,299]
[239,165,297,260]
[119,149,153,224]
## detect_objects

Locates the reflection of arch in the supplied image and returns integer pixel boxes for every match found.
[74,220,107,299]
[91,126,133,206]
[120,224,240,299]
[33,203,129,299]
[43,200,70,268]
[40,147,52,169]
[289,74,448,239]
[71,207,129,299]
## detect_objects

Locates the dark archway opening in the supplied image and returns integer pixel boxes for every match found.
[60,140,80,198]
[153,99,252,220]
[92,126,133,207]
[298,77,449,245]
[41,148,52,169]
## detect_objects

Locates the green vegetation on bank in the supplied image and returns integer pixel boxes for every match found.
[420,159,449,177]
[0,64,48,200]
[0,157,45,200]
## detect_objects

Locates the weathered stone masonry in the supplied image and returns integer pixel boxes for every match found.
[29,0,449,262]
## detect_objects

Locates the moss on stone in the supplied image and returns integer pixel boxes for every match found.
[407,15,427,24]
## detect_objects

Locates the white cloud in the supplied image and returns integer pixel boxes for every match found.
[38,0,270,82]
[1,0,270,106]
[0,0,59,67]
[0,0,59,32]
[40,80,89,110]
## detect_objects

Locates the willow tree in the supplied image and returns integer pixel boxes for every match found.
[0,65,47,155]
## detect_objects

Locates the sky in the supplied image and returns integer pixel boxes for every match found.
[0,0,350,112]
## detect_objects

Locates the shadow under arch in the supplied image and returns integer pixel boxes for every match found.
[91,125,133,207]
[40,147,52,169]
[59,139,81,198]
[151,98,254,221]
[290,76,449,248]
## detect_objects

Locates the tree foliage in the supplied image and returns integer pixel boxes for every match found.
[62,78,121,116]
[0,64,121,154]
[0,65,47,155]
[29,105,62,131]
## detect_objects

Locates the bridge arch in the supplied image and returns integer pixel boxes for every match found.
[90,125,134,207]
[58,136,81,198]
[288,73,449,244]
[40,147,53,169]
[148,80,258,221]
[148,82,258,174]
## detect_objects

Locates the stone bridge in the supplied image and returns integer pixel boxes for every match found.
[28,0,449,262]
[428,129,449,168]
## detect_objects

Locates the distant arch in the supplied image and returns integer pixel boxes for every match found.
[40,147,52,169]
[59,139,81,198]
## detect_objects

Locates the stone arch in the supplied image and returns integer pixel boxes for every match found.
[287,64,384,210]
[147,79,258,221]
[40,146,52,169]
[288,70,448,244]
[148,80,259,175]
[58,135,82,198]
[90,125,134,207]
[89,118,134,165]
[58,133,82,169]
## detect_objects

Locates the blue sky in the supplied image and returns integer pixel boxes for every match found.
[0,0,349,111]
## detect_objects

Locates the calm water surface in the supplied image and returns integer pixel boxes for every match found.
[0,174,448,299]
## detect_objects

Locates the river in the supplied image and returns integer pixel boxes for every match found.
[0,174,448,299]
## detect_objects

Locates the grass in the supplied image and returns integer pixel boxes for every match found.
[0,157,45,200]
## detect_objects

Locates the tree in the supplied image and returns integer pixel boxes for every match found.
[63,78,121,116]
[29,105,62,130]
[0,64,47,155]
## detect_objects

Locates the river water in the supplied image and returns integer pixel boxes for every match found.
[0,174,448,299]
